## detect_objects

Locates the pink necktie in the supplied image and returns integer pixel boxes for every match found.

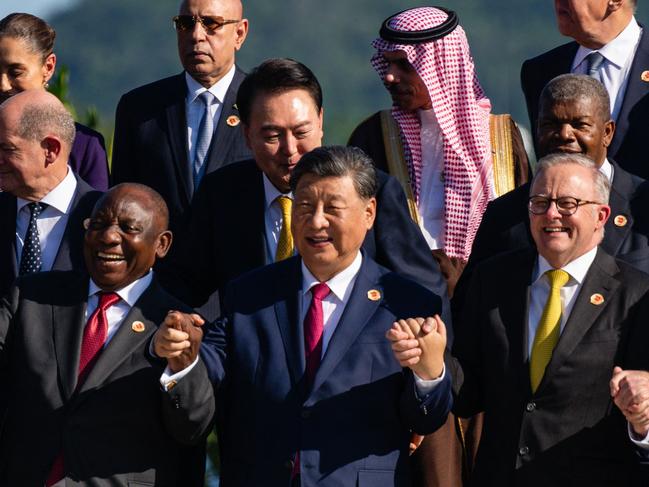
[304,282,330,386]
[45,291,120,487]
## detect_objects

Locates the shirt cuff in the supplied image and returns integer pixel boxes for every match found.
[159,356,200,391]
[413,364,446,398]
[628,422,649,450]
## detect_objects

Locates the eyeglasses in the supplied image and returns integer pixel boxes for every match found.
[172,15,240,32]
[528,195,602,216]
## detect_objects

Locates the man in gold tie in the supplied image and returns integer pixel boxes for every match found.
[390,151,649,485]
[161,58,448,320]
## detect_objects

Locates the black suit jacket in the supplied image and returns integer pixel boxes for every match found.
[466,161,649,275]
[450,248,649,486]
[521,29,649,178]
[0,272,214,486]
[0,175,101,299]
[161,159,451,325]
[111,68,252,233]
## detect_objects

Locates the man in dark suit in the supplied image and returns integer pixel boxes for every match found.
[0,183,213,486]
[466,74,649,285]
[163,58,449,323]
[111,0,251,234]
[0,89,101,299]
[154,146,452,486]
[521,0,649,178]
[396,152,649,485]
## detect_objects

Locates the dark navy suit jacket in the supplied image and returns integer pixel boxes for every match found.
[161,159,451,326]
[111,68,252,234]
[200,255,452,487]
[0,174,101,299]
[521,29,649,178]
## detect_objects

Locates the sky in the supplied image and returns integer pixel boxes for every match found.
[0,0,77,20]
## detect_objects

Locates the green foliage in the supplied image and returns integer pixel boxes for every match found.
[50,0,649,146]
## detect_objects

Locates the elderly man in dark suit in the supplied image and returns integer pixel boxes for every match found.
[111,0,251,234]
[465,74,649,287]
[521,0,649,178]
[154,146,452,487]
[162,58,450,323]
[0,183,213,486]
[0,89,101,299]
[396,153,649,486]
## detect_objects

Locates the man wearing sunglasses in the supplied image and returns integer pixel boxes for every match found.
[112,0,250,243]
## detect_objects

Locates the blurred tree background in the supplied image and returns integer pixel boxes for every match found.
[45,0,648,151]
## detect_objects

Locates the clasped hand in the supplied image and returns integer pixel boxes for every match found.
[153,310,205,373]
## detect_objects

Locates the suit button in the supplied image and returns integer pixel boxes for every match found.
[301,409,311,419]
[525,402,536,412]
[519,446,529,456]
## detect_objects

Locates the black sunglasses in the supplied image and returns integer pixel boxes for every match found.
[172,15,240,32]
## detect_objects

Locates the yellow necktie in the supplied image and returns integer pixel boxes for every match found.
[529,269,570,393]
[275,196,294,262]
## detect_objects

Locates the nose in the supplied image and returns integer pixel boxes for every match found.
[190,18,206,41]
[544,200,563,219]
[280,134,298,159]
[310,204,329,229]
[557,123,576,142]
[0,74,12,94]
[97,224,122,246]
[385,72,398,85]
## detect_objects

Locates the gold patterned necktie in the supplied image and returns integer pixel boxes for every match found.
[275,195,294,262]
[529,269,570,393]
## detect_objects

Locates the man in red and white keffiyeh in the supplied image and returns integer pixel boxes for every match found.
[369,6,493,264]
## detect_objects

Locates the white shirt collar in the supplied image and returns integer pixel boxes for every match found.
[573,17,641,69]
[301,251,363,302]
[599,158,614,182]
[263,172,292,209]
[17,167,77,214]
[88,270,153,307]
[533,246,598,286]
[185,64,236,105]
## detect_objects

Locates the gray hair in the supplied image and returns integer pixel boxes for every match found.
[289,145,377,199]
[16,102,75,148]
[532,152,611,204]
[539,74,610,123]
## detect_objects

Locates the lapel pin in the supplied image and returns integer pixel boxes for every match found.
[642,71,649,82]
[233,103,238,110]
[226,115,240,127]
[590,293,605,306]
[613,214,628,227]
[367,289,381,301]
[131,321,146,333]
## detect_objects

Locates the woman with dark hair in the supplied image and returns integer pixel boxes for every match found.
[0,12,109,190]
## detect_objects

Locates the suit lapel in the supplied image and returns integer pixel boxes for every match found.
[273,258,304,386]
[0,195,18,287]
[539,249,620,391]
[164,73,192,202]
[52,275,88,401]
[205,68,245,175]
[249,166,270,266]
[610,28,649,155]
[602,162,633,255]
[309,258,382,398]
[78,280,167,395]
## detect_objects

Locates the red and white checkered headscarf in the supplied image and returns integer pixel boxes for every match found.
[371,7,493,260]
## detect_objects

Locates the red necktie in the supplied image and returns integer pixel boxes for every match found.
[45,291,120,487]
[292,283,330,481]
[304,282,330,386]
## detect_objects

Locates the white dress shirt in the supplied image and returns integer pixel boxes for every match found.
[527,248,597,356]
[572,17,642,121]
[15,168,77,271]
[185,65,236,164]
[263,173,295,262]
[86,271,153,346]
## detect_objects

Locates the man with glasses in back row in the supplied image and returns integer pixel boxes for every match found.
[112,0,250,238]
